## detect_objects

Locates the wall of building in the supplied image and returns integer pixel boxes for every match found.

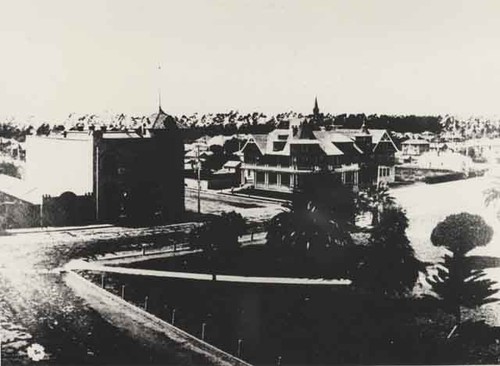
[0,191,39,229]
[95,130,184,225]
[25,135,94,197]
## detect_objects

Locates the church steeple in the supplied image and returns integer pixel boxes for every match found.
[312,97,323,124]
[313,97,320,117]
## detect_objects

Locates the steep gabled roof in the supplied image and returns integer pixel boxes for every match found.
[148,107,178,130]
[240,134,268,155]
[252,134,268,153]
[371,130,399,152]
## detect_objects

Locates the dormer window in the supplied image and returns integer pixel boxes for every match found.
[273,141,286,151]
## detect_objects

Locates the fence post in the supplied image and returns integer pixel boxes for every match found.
[201,322,206,341]
[237,339,243,358]
[121,285,125,299]
[142,244,146,256]
[144,296,148,311]
[171,308,176,325]
[100,272,105,288]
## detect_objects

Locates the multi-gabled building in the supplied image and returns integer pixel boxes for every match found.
[239,121,362,193]
[238,102,399,193]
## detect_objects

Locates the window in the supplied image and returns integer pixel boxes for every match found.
[281,173,290,186]
[345,171,354,184]
[379,167,391,177]
[269,172,277,185]
[273,141,286,151]
[256,171,265,183]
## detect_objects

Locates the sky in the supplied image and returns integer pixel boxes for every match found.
[1,0,500,120]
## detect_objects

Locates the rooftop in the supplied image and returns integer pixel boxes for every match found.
[0,174,41,205]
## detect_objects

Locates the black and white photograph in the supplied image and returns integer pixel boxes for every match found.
[1,0,500,364]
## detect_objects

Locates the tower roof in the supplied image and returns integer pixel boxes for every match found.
[148,107,178,130]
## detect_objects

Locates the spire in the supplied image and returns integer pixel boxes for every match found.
[313,97,319,116]
[312,96,323,124]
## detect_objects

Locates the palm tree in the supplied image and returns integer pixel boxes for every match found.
[484,185,500,218]
[266,172,354,256]
[357,184,395,226]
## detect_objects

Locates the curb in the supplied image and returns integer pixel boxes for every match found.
[66,260,352,286]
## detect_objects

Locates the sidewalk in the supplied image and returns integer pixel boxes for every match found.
[66,258,351,286]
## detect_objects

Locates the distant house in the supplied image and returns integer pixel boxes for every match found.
[421,131,436,141]
[0,107,184,228]
[401,139,430,156]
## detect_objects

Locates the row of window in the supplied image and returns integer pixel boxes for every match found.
[379,166,392,177]
[256,172,291,187]
[245,154,347,167]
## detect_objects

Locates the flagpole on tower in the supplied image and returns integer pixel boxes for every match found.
[158,64,162,111]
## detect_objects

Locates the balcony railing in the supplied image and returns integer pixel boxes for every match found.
[334,163,360,173]
[242,163,313,174]
[242,162,360,175]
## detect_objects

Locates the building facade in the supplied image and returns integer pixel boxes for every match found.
[23,107,184,226]
[239,114,398,192]
[239,121,362,193]
[401,139,430,156]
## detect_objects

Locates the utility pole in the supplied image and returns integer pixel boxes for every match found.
[95,143,99,221]
[197,144,201,214]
